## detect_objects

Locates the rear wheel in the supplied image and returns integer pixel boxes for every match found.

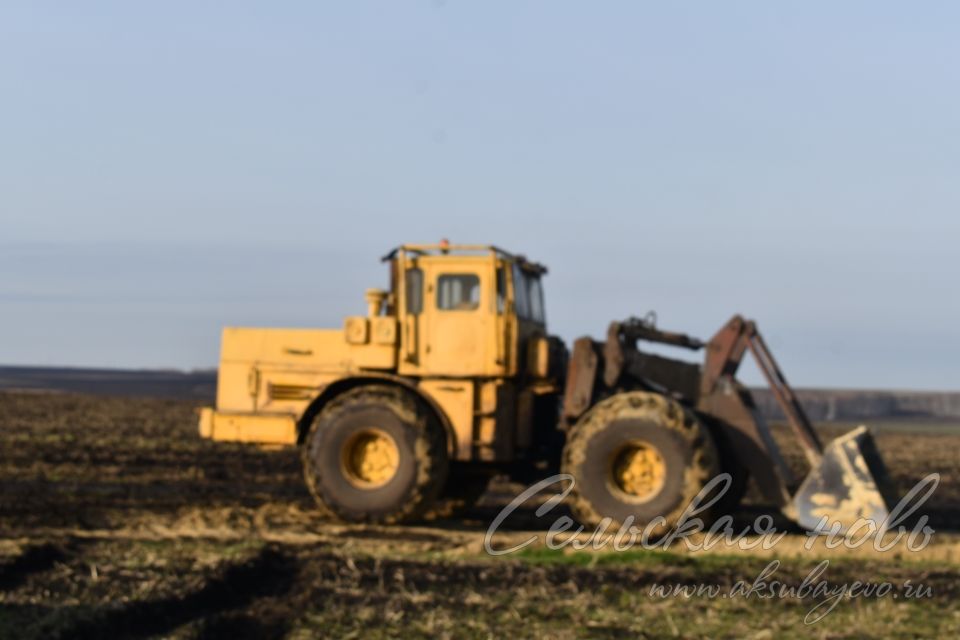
[562,392,720,536]
[302,385,448,524]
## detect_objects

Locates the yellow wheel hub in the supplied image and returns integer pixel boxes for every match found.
[342,429,400,488]
[611,440,666,501]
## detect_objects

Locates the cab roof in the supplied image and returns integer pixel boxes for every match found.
[381,242,547,274]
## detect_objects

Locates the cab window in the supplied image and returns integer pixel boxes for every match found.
[496,267,507,313]
[511,263,530,318]
[437,274,480,310]
[528,275,545,323]
[405,267,423,314]
[511,263,545,324]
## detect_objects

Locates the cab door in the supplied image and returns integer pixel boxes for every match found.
[420,260,493,376]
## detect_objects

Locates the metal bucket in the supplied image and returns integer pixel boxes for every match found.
[793,426,897,535]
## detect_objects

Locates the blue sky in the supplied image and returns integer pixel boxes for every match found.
[1,2,957,388]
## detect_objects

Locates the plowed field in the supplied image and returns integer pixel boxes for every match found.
[2,392,960,638]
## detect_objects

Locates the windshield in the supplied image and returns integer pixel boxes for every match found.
[511,263,545,324]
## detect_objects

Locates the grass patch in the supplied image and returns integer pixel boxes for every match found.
[509,545,746,570]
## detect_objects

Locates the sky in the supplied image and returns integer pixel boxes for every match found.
[1,2,957,389]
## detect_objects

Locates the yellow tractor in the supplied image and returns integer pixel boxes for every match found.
[199,242,894,532]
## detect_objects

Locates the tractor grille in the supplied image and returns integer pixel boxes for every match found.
[268,384,316,401]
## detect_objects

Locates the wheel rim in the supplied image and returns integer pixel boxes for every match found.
[341,428,400,489]
[610,440,666,501]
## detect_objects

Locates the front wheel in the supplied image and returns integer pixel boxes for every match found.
[561,392,720,536]
[302,385,448,524]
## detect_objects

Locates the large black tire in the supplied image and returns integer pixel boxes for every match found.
[302,385,448,524]
[562,392,720,536]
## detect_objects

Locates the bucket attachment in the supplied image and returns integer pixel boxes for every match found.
[693,316,900,536]
[793,426,896,534]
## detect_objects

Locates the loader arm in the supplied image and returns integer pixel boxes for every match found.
[697,315,896,533]
[700,316,823,467]
[564,313,896,533]
[602,314,814,506]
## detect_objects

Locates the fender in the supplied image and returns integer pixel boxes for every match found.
[296,372,458,457]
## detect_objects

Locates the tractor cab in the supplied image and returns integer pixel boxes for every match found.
[381,242,551,380]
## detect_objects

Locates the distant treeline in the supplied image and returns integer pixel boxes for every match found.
[1,366,957,421]
[751,388,960,421]
[0,366,216,401]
